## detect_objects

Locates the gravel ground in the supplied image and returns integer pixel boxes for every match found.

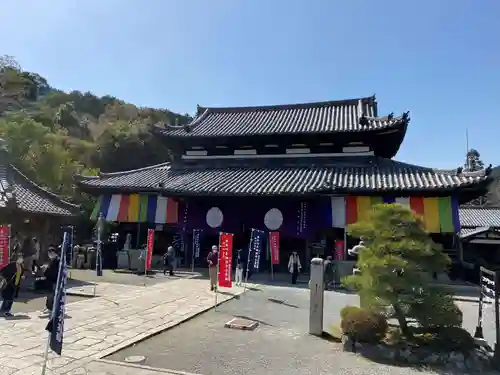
[108,285,453,375]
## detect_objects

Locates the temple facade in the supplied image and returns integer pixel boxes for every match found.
[0,143,80,259]
[76,96,491,275]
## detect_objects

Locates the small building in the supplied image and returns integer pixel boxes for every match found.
[459,206,500,273]
[76,96,491,277]
[0,144,80,259]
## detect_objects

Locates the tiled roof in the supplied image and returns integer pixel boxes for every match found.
[459,207,500,229]
[459,226,499,240]
[76,157,489,196]
[0,164,79,216]
[155,96,409,137]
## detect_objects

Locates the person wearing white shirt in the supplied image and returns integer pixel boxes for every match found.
[288,251,302,284]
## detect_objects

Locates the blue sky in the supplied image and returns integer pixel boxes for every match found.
[2,0,499,168]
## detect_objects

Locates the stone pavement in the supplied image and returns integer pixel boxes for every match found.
[0,278,245,375]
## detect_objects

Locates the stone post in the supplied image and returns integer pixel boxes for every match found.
[309,257,324,336]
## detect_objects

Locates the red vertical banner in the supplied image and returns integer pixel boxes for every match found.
[0,225,9,268]
[218,232,233,288]
[269,232,280,265]
[145,229,154,270]
[335,240,345,261]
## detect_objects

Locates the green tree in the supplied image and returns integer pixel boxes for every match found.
[343,203,459,336]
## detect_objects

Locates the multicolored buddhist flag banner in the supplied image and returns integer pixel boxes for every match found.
[90,195,179,224]
[330,196,460,233]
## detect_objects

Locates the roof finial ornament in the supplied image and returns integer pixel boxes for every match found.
[402,111,410,121]
[387,112,394,121]
[486,164,493,175]
[196,104,202,117]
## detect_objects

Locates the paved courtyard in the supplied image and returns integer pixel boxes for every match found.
[109,285,492,375]
[0,278,245,374]
[0,268,493,375]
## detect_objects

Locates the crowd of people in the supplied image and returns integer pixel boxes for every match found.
[0,236,61,318]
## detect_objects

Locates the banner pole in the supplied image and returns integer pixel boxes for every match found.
[40,334,50,375]
[7,224,11,261]
[144,246,147,286]
[269,233,274,281]
[191,230,195,273]
[244,229,253,293]
[41,232,68,375]
[214,232,221,311]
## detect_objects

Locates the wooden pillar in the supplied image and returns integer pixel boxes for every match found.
[305,239,311,273]
[38,218,52,263]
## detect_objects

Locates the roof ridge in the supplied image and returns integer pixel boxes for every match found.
[76,162,171,181]
[10,165,80,210]
[460,206,500,210]
[197,95,376,113]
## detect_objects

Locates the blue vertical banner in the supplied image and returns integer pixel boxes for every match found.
[193,229,202,259]
[247,229,264,272]
[96,246,103,276]
[46,232,69,355]
[67,226,74,266]
[60,225,73,266]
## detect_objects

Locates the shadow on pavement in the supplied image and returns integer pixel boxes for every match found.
[233,314,274,327]
[3,314,31,320]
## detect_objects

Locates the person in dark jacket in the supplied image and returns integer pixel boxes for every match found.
[41,246,60,315]
[207,245,218,291]
[1,258,23,317]
[163,246,175,276]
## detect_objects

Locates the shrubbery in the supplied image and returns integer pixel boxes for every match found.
[417,327,475,353]
[340,307,388,344]
[340,305,361,320]
[410,294,463,329]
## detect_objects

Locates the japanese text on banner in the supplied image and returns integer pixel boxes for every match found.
[0,226,9,268]
[46,232,69,355]
[218,233,233,288]
[146,229,154,270]
[193,229,201,259]
[251,229,264,271]
[269,231,280,265]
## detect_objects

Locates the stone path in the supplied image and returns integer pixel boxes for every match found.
[0,278,245,374]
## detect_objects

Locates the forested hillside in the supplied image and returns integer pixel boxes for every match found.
[0,55,190,211]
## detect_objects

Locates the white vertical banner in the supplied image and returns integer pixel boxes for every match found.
[331,197,346,228]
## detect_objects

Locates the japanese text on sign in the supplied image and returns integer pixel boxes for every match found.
[0,225,10,268]
[251,229,264,271]
[193,229,201,259]
[269,231,280,265]
[218,233,233,288]
[146,229,154,270]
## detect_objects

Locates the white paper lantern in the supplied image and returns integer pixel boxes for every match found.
[206,207,223,228]
[264,208,283,230]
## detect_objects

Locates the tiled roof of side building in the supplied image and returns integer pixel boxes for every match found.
[154,96,410,137]
[0,164,80,216]
[459,207,500,229]
[76,157,489,196]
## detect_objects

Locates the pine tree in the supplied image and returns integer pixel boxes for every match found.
[343,203,460,336]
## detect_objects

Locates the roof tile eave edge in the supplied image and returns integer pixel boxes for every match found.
[196,95,377,113]
[152,116,409,138]
[10,165,81,210]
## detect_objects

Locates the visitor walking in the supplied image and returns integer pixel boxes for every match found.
[163,246,175,276]
[41,246,60,316]
[32,237,41,272]
[288,251,302,285]
[323,256,334,290]
[235,249,243,286]
[207,245,218,291]
[0,257,23,317]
